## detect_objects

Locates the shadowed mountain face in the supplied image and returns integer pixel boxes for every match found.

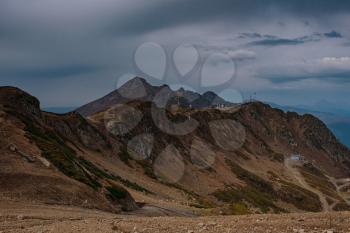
[268,103,350,149]
[1,83,350,215]
[76,77,234,116]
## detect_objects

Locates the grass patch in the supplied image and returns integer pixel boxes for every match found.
[235,150,250,160]
[189,197,216,209]
[226,159,275,194]
[269,152,284,163]
[223,159,320,212]
[333,201,350,211]
[113,175,153,195]
[118,146,131,166]
[77,157,114,179]
[299,164,341,200]
[231,202,251,215]
[23,117,102,190]
[278,180,322,212]
[213,186,281,213]
[189,203,207,209]
[137,160,157,179]
[222,159,281,213]
[77,156,152,194]
[106,185,128,200]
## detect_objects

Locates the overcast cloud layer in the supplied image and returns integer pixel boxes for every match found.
[0,0,350,109]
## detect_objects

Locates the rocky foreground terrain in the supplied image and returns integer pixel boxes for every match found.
[1,201,350,233]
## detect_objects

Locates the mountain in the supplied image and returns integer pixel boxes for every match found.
[76,77,234,116]
[1,83,350,216]
[0,86,138,213]
[268,102,350,149]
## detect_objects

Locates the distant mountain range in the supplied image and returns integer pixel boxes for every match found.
[43,77,350,150]
[76,77,235,116]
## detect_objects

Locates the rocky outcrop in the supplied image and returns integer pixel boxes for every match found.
[0,86,41,118]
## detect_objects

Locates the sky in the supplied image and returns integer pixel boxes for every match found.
[1,0,350,110]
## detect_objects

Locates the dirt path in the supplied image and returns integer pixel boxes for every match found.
[284,158,331,212]
[327,176,350,206]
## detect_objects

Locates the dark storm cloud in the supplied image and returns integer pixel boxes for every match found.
[324,31,343,38]
[104,0,350,36]
[0,65,100,79]
[248,38,307,46]
[262,71,350,84]
[0,0,350,107]
[239,33,277,39]
[246,31,342,47]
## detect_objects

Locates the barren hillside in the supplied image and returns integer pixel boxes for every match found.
[1,80,350,216]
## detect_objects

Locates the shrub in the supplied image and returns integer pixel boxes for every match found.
[231,202,250,215]
[106,185,128,200]
[278,181,322,212]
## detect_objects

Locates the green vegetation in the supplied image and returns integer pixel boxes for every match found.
[333,201,350,211]
[77,157,114,179]
[223,159,322,212]
[79,156,152,194]
[278,180,322,212]
[213,186,280,213]
[231,202,251,215]
[137,160,157,179]
[23,118,102,190]
[113,174,153,194]
[24,116,151,195]
[189,197,216,209]
[118,146,131,165]
[226,159,275,194]
[300,164,341,200]
[269,151,284,163]
[219,159,282,213]
[235,150,250,160]
[77,156,152,194]
[106,185,128,200]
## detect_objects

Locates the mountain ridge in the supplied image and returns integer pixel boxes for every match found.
[1,84,350,215]
[76,77,235,116]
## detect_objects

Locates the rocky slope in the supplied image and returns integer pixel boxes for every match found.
[1,80,350,215]
[0,87,138,213]
[89,98,350,214]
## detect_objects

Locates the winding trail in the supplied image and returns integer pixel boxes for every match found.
[284,158,330,212]
[327,176,350,206]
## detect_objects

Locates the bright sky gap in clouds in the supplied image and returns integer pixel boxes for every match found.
[0,0,350,109]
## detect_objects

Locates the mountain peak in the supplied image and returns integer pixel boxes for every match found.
[0,86,41,117]
[202,91,218,99]
[123,76,148,85]
[76,78,234,116]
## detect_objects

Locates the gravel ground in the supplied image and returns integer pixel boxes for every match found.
[1,202,350,233]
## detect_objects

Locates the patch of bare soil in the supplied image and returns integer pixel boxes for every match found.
[1,201,350,233]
